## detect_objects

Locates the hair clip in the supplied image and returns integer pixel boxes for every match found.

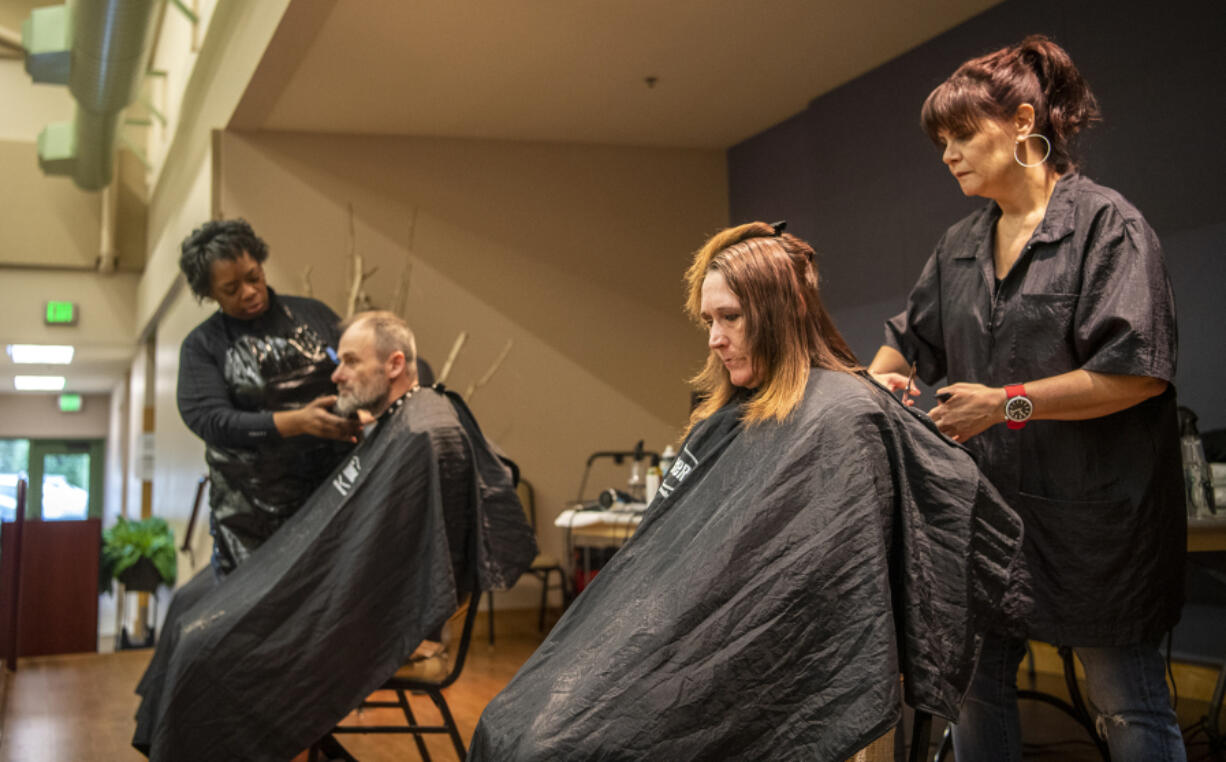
[770,220,787,235]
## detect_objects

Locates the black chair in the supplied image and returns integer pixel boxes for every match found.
[485,478,568,644]
[312,591,481,761]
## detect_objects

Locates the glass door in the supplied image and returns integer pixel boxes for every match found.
[0,439,30,522]
[26,440,104,521]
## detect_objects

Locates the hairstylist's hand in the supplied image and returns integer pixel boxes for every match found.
[870,372,919,405]
[274,395,362,442]
[928,383,1007,443]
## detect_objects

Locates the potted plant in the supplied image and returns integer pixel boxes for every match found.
[99,516,178,595]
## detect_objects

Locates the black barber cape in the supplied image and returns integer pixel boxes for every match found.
[470,370,1028,762]
[133,386,536,761]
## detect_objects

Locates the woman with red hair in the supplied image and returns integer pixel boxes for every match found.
[869,35,1184,761]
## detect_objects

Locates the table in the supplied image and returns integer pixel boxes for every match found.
[1188,515,1226,552]
[554,507,644,590]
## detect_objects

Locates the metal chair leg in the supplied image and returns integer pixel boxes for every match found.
[426,688,466,759]
[909,710,932,762]
[538,571,550,631]
[398,688,432,761]
[485,590,495,646]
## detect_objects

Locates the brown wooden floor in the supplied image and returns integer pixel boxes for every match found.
[0,609,551,762]
[0,611,1220,761]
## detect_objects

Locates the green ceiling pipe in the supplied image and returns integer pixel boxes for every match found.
[67,0,159,190]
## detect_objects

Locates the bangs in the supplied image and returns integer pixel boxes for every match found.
[920,76,999,146]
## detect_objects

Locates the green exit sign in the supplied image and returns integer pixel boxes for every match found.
[58,393,82,412]
[45,301,77,325]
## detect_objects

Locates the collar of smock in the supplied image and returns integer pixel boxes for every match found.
[953,172,1080,260]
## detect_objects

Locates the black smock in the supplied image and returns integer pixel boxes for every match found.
[885,172,1185,646]
[469,370,1029,762]
[177,288,353,575]
[133,386,537,761]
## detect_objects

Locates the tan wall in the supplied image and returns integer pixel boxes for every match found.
[0,393,111,438]
[0,269,140,344]
[214,129,727,607]
[0,140,102,268]
[152,283,218,584]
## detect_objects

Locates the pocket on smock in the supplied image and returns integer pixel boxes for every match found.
[1014,490,1136,631]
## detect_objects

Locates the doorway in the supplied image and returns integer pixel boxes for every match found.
[0,437,105,656]
[0,438,104,521]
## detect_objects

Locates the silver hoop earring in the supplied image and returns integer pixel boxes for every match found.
[1014,133,1051,168]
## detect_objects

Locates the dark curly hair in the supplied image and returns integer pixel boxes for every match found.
[179,219,270,300]
[921,35,1101,173]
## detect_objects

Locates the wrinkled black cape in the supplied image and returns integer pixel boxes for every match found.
[470,370,1027,761]
[134,386,536,761]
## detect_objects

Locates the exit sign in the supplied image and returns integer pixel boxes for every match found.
[58,393,82,412]
[45,301,77,325]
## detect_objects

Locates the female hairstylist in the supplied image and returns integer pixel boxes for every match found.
[868,36,1185,761]
[177,219,362,576]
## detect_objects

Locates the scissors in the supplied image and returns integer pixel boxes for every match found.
[901,363,917,406]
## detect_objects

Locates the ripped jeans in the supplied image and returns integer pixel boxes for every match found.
[951,636,1186,761]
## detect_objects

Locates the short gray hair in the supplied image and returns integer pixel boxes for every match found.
[341,311,417,364]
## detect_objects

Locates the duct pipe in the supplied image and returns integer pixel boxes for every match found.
[68,0,159,191]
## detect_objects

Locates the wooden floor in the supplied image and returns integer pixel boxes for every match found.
[0,609,551,762]
[0,611,1220,761]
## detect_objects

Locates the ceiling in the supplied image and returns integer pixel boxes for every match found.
[2,0,1002,400]
[236,0,1002,149]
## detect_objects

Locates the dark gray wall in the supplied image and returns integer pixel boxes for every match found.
[729,0,1226,429]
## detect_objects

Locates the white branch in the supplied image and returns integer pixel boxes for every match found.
[465,339,513,401]
[437,331,468,385]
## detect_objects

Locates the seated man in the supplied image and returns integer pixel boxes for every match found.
[133,311,536,761]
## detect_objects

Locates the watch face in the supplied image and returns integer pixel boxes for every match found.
[1005,395,1034,422]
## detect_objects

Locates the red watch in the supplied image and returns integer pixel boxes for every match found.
[1003,384,1033,430]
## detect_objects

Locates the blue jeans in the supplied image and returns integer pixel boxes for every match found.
[951,636,1186,761]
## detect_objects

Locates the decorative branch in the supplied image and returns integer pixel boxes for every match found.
[465,339,513,401]
[436,331,468,385]
[391,206,419,319]
[343,202,379,318]
[391,259,412,318]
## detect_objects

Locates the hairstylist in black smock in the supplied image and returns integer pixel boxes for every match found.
[868,36,1185,761]
[176,219,362,576]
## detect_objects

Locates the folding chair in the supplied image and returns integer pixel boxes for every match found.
[485,478,568,644]
[313,592,481,761]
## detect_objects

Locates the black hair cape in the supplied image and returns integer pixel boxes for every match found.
[133,386,536,760]
[470,370,1028,761]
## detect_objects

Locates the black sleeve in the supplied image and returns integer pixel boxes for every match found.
[1073,207,1177,382]
[177,324,280,449]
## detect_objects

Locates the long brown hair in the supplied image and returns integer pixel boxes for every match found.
[684,222,858,433]
[921,35,1101,173]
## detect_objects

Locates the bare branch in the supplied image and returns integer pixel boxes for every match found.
[345,253,364,319]
[391,259,412,318]
[465,339,513,401]
[437,331,468,385]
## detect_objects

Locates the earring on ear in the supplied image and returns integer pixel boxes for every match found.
[1014,133,1052,167]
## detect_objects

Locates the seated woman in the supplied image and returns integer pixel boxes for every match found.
[469,222,1030,761]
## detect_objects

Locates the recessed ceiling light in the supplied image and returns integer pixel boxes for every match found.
[6,344,75,364]
[14,376,67,391]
